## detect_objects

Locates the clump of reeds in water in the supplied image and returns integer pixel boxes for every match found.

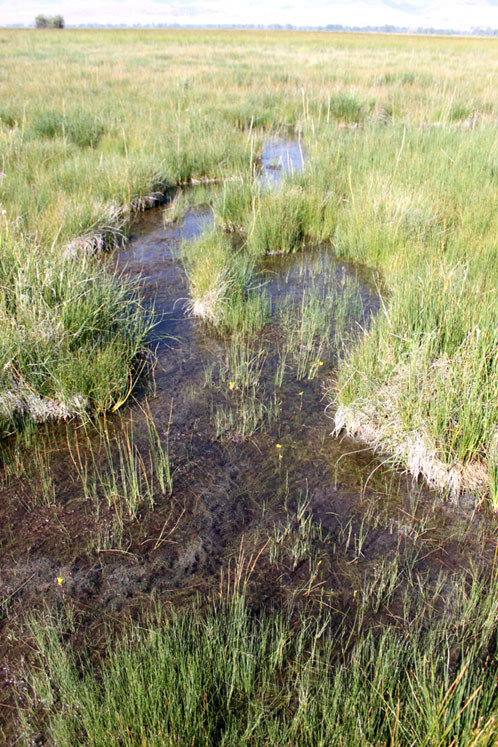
[183,229,271,336]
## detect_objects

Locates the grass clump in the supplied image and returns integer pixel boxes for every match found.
[183,230,251,326]
[214,177,259,232]
[30,109,105,148]
[221,288,271,337]
[0,221,152,437]
[320,92,371,123]
[248,184,308,256]
[447,102,473,122]
[184,229,270,335]
[288,122,498,505]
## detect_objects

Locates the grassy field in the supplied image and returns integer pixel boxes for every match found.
[2,27,498,743]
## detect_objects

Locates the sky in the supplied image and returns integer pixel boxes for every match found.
[2,0,498,30]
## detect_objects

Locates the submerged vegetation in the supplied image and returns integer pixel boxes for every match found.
[2,27,498,743]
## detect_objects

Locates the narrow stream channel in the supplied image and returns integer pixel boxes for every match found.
[1,140,497,699]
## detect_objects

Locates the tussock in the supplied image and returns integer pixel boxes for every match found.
[1,222,152,435]
[63,201,126,258]
[186,280,230,325]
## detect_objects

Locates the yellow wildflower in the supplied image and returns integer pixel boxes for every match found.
[57,576,64,586]
[229,381,235,390]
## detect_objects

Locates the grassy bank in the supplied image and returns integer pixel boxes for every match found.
[321,124,498,503]
[0,30,265,433]
[0,218,153,435]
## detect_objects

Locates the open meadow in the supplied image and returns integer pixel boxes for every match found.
[1,28,498,744]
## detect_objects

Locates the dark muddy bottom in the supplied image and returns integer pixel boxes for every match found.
[1,140,498,738]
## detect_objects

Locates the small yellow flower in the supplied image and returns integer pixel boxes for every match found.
[229,381,235,390]
[275,443,282,449]
[57,576,64,586]
[318,360,324,367]
[298,391,303,396]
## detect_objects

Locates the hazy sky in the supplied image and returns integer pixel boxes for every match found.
[2,0,498,30]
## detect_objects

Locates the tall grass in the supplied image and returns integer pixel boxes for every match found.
[17,564,498,745]
[247,184,308,256]
[336,260,498,496]
[183,230,257,329]
[0,219,152,436]
[214,176,259,232]
[318,124,498,501]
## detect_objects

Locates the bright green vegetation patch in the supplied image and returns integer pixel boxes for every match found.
[18,567,498,745]
[29,108,105,148]
[215,177,258,233]
[248,185,308,255]
[183,230,262,332]
[0,223,151,436]
[318,125,498,502]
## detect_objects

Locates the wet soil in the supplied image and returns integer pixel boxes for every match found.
[1,140,498,738]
